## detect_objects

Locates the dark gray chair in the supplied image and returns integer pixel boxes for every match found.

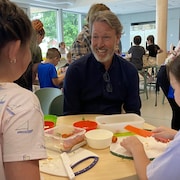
[34,88,62,115]
[48,94,64,116]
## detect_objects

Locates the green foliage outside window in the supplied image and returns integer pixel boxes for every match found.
[62,11,79,49]
[30,7,86,57]
[40,11,57,39]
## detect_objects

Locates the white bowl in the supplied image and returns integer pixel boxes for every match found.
[85,129,113,149]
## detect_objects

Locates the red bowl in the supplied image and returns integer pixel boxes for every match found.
[73,120,97,131]
[44,121,55,130]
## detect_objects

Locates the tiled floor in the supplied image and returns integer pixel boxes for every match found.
[140,88,172,128]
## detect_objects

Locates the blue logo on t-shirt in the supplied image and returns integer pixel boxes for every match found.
[168,85,174,98]
[16,121,33,134]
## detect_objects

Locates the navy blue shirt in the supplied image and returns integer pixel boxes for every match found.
[63,53,141,115]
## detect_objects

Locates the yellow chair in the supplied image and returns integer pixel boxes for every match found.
[34,88,62,115]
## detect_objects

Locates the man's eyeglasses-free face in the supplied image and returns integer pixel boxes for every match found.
[103,71,113,93]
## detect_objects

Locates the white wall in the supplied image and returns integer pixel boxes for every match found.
[119,8,180,53]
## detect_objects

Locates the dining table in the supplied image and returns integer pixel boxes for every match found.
[40,114,155,180]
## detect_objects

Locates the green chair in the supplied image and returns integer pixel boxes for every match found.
[34,88,62,115]
[138,68,148,99]
[48,94,64,116]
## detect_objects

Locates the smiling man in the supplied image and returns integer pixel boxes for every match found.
[63,10,141,115]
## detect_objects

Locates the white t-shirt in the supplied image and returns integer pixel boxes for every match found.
[0,83,47,180]
[147,130,180,179]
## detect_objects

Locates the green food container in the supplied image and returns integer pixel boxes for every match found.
[44,115,57,126]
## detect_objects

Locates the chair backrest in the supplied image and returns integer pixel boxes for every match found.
[34,88,62,115]
[48,94,64,116]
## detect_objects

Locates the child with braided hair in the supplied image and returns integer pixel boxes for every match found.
[0,0,47,179]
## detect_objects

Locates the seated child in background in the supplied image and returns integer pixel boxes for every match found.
[58,41,68,60]
[60,51,72,73]
[57,51,72,75]
[146,35,163,61]
[38,48,65,89]
[145,35,163,79]
[127,35,145,70]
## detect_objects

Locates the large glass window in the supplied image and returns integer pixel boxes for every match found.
[62,11,79,49]
[29,7,86,57]
[81,14,87,26]
[30,7,58,58]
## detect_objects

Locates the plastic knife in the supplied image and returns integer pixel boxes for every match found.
[60,152,75,180]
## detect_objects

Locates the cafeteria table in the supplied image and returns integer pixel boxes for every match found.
[41,114,155,180]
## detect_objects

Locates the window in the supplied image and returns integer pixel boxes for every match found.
[62,11,79,49]
[30,7,59,58]
[30,7,84,57]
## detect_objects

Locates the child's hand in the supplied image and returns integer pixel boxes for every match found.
[152,126,177,141]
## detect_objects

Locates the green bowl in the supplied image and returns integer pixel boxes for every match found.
[44,115,57,125]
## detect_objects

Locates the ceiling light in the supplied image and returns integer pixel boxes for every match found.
[34,0,74,5]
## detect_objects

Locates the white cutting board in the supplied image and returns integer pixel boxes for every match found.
[110,136,169,160]
[39,148,98,177]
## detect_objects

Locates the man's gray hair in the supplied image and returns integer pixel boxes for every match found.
[89,10,123,36]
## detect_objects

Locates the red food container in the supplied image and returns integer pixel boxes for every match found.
[44,121,55,130]
[73,120,97,131]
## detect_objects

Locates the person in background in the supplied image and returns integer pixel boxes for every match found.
[127,35,145,70]
[0,0,47,179]
[71,3,110,61]
[146,35,163,66]
[14,19,45,90]
[63,10,141,115]
[146,35,163,60]
[58,41,68,55]
[31,19,45,81]
[59,51,72,74]
[156,41,180,130]
[64,51,72,67]
[58,41,68,61]
[121,54,180,180]
[145,35,163,81]
[31,19,45,63]
[38,47,65,89]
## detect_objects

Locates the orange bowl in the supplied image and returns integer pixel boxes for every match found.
[73,120,97,131]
